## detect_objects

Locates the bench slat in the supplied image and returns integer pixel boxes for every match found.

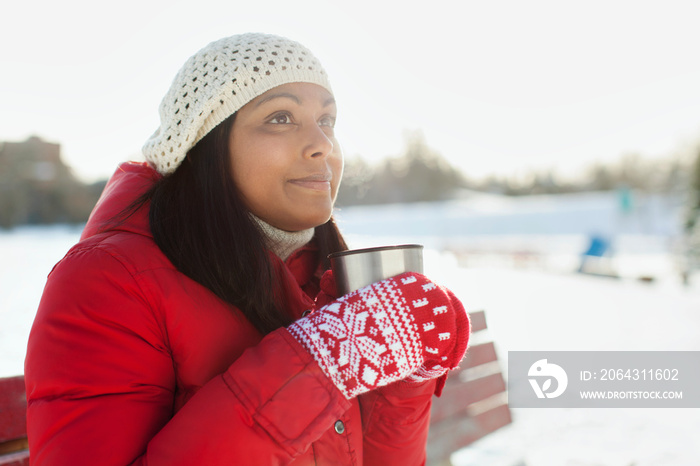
[0,439,28,456]
[0,376,29,466]
[0,377,27,443]
[442,341,499,386]
[0,449,30,466]
[427,403,512,465]
[467,310,486,333]
[461,341,498,369]
[430,372,506,425]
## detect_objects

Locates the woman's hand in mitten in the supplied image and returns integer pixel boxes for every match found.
[405,286,469,384]
[287,272,470,399]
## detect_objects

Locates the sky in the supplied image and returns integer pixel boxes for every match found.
[2,0,700,182]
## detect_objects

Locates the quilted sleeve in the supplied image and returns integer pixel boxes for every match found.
[358,379,437,466]
[25,246,350,465]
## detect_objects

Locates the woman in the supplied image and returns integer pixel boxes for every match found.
[25,33,470,465]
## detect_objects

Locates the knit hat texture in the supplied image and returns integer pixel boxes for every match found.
[143,33,333,175]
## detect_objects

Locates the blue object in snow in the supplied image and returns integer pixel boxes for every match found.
[583,235,610,258]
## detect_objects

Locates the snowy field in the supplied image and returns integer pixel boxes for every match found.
[3,191,700,465]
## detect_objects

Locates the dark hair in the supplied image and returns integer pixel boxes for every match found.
[145,113,347,334]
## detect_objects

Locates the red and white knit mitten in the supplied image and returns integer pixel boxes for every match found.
[287,272,469,399]
[405,286,469,384]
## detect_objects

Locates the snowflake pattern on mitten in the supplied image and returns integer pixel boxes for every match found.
[288,272,462,399]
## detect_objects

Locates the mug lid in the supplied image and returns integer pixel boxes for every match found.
[328,244,423,259]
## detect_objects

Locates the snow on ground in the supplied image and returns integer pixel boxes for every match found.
[441,264,700,466]
[0,225,82,377]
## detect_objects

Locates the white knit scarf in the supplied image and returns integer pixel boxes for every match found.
[251,216,315,261]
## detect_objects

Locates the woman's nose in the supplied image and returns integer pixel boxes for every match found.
[302,123,334,159]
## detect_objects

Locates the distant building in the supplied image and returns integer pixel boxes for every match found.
[0,136,101,227]
[0,136,66,182]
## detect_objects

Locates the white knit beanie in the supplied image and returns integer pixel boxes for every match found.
[143,33,333,175]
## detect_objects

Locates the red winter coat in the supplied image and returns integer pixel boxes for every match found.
[25,162,437,465]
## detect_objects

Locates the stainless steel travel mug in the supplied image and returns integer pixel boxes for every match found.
[328,244,424,296]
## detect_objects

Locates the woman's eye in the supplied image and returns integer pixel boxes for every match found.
[319,115,336,128]
[269,113,292,124]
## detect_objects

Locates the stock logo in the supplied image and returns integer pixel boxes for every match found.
[528,359,568,399]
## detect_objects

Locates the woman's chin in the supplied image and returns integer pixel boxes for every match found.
[279,212,333,232]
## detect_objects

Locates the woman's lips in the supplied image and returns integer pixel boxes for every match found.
[289,173,332,191]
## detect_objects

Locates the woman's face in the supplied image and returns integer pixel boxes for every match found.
[229,82,343,232]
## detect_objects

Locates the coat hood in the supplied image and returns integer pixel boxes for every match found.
[81,162,161,241]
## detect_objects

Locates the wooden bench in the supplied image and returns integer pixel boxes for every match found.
[0,376,29,466]
[1,311,507,466]
[427,310,512,465]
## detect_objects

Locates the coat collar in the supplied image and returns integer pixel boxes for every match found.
[81,162,160,241]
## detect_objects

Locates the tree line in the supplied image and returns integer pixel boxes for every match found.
[2,134,699,231]
[336,130,695,205]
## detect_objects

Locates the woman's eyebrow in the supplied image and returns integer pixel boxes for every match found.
[254,92,301,108]
[254,93,336,108]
